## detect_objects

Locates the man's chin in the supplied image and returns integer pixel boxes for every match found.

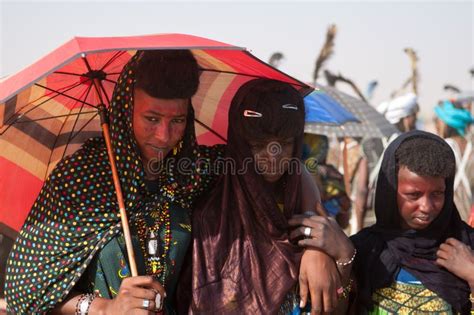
[147,151,171,163]
[143,154,168,171]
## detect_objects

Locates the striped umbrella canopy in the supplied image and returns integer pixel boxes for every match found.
[305,84,398,138]
[0,33,313,235]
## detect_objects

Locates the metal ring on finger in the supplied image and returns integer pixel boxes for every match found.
[142,298,151,309]
[303,226,312,238]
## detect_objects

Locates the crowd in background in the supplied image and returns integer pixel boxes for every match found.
[304,92,474,235]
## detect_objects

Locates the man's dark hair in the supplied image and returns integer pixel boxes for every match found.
[395,136,455,178]
[134,50,200,99]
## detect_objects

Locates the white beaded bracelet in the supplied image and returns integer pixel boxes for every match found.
[336,248,357,266]
[75,292,98,315]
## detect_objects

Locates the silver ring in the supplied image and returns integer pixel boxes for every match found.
[303,227,312,238]
[142,298,150,309]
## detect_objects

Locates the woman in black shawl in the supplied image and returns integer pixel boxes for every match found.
[189,79,341,314]
[290,130,474,314]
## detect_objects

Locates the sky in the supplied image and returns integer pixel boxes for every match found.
[1,0,473,125]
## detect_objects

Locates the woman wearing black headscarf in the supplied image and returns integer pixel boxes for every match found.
[290,130,474,314]
[189,79,340,314]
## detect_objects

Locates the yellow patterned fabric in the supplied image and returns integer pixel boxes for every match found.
[369,281,453,314]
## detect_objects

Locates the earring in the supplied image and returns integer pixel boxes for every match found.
[173,140,183,156]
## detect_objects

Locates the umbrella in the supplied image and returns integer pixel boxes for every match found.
[305,84,398,138]
[304,89,359,125]
[0,33,313,275]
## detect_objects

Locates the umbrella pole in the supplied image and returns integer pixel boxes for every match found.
[99,106,139,277]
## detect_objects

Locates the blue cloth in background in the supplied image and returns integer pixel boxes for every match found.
[304,90,358,125]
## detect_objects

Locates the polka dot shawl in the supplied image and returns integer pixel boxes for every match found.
[5,52,223,314]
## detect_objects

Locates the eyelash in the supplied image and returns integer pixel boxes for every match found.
[406,192,444,199]
[145,117,185,124]
[145,116,158,122]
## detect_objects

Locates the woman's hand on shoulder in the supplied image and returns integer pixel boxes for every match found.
[436,238,474,289]
[288,213,354,263]
[91,276,166,315]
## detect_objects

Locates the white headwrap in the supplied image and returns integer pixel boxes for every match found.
[377,92,418,124]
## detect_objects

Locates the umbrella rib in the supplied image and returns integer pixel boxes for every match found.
[98,81,111,106]
[100,51,127,71]
[43,123,74,180]
[13,111,97,123]
[1,81,86,134]
[51,110,98,173]
[69,80,95,111]
[200,68,269,79]
[53,71,84,77]
[103,78,117,85]
[70,111,99,142]
[14,81,84,121]
[69,83,95,138]
[194,118,227,142]
[61,87,94,160]
[200,69,308,90]
[61,112,99,160]
[35,83,98,108]
[44,117,72,180]
[45,84,95,174]
[52,71,121,78]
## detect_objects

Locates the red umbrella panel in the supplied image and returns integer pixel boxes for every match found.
[0,34,312,235]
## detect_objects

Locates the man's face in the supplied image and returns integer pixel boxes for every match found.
[133,88,188,168]
[249,137,295,183]
[402,113,417,132]
[397,166,446,230]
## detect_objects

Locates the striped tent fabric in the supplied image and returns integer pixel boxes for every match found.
[304,84,398,138]
[0,34,312,233]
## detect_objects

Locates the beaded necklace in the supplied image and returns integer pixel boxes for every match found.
[134,200,171,285]
[133,143,183,285]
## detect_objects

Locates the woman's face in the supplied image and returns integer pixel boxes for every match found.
[248,137,295,183]
[133,88,188,167]
[397,166,446,230]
